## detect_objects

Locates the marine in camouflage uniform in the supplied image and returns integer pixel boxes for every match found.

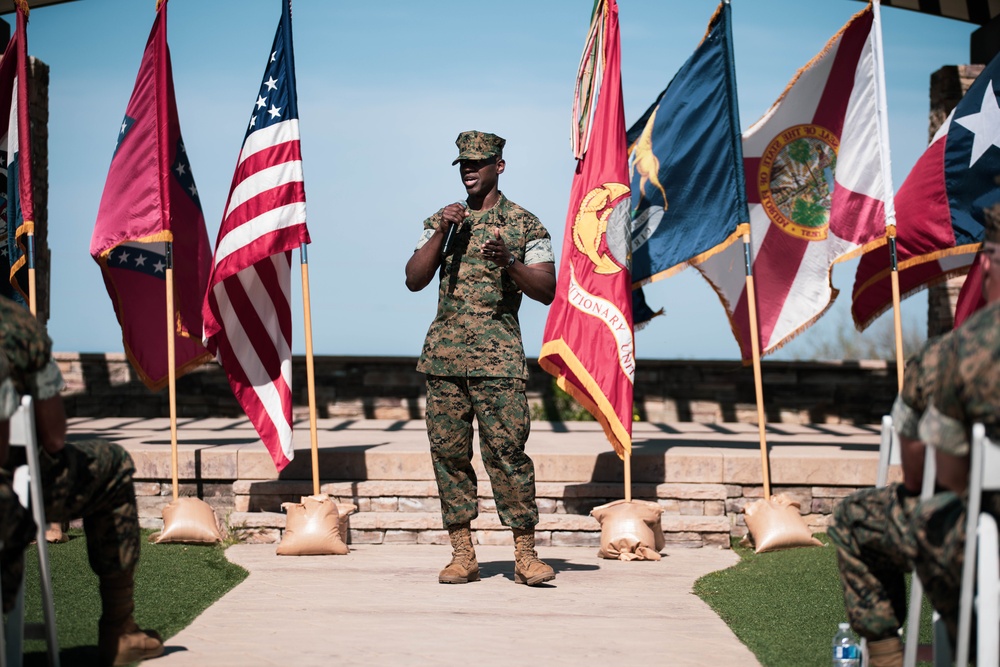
[0,349,38,616]
[405,131,557,585]
[915,298,1000,645]
[0,295,162,665]
[828,335,945,651]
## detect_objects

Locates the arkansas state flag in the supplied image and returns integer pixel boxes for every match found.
[0,1,35,308]
[90,0,213,390]
[852,54,1000,330]
[540,0,634,457]
[695,3,892,360]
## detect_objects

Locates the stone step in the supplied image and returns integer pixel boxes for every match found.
[225,510,734,549]
[95,417,886,486]
[230,479,733,514]
[90,417,887,551]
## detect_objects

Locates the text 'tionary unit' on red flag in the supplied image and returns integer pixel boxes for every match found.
[90,0,213,391]
[202,0,310,473]
[540,0,634,458]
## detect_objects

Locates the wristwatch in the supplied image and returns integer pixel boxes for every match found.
[506,256,516,269]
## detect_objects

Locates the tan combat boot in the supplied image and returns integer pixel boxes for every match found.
[97,570,164,666]
[867,636,903,667]
[513,528,555,586]
[439,523,480,584]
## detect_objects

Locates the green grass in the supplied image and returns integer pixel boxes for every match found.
[694,534,934,667]
[19,529,247,666]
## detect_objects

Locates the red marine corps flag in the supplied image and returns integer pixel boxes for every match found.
[540,0,634,457]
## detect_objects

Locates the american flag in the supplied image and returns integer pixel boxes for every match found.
[202,0,309,472]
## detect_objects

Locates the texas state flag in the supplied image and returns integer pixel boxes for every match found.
[852,53,1000,330]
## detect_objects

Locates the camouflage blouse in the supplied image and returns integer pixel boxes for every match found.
[919,301,1000,456]
[0,295,64,402]
[414,193,553,380]
[891,334,946,441]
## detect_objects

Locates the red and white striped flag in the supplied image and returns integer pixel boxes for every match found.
[202,0,309,471]
[695,4,892,360]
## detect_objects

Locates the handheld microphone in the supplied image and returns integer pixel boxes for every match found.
[441,202,468,258]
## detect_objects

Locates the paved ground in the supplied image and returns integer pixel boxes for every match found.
[59,417,881,666]
[152,543,760,667]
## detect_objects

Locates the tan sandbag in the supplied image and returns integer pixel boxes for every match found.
[276,494,349,556]
[336,503,357,544]
[590,499,665,561]
[742,493,823,554]
[150,497,224,545]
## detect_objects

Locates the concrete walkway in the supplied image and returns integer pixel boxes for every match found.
[152,543,760,667]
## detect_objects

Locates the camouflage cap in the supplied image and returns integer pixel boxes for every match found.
[452,131,505,165]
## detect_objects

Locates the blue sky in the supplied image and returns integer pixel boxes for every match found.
[7,0,978,361]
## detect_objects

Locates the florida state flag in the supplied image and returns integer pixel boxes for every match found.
[540,0,634,457]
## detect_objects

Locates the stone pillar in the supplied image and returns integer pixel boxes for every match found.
[926,65,983,337]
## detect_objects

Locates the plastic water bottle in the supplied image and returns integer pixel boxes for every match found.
[832,622,861,667]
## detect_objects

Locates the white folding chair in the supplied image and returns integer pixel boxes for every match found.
[954,423,1000,667]
[876,415,901,489]
[871,418,945,666]
[902,444,951,667]
[1,396,60,667]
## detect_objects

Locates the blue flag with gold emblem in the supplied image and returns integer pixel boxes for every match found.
[628,2,748,290]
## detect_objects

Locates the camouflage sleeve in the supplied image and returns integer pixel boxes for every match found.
[918,335,969,455]
[0,352,15,421]
[522,215,554,265]
[414,212,442,252]
[29,360,65,402]
[0,378,15,421]
[524,238,554,265]
[0,296,54,395]
[900,336,934,413]
[890,395,921,441]
[918,404,968,456]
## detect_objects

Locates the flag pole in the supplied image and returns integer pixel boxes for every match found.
[888,226,904,391]
[165,240,179,501]
[872,0,903,392]
[300,243,320,496]
[27,231,36,316]
[624,450,631,503]
[743,233,771,499]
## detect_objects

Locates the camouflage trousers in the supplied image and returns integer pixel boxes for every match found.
[828,483,921,641]
[425,375,538,530]
[0,438,140,613]
[911,489,1000,646]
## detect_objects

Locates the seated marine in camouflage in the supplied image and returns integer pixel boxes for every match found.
[828,334,946,667]
[915,227,1000,650]
[0,294,163,666]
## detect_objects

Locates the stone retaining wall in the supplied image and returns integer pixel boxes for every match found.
[57,352,898,426]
